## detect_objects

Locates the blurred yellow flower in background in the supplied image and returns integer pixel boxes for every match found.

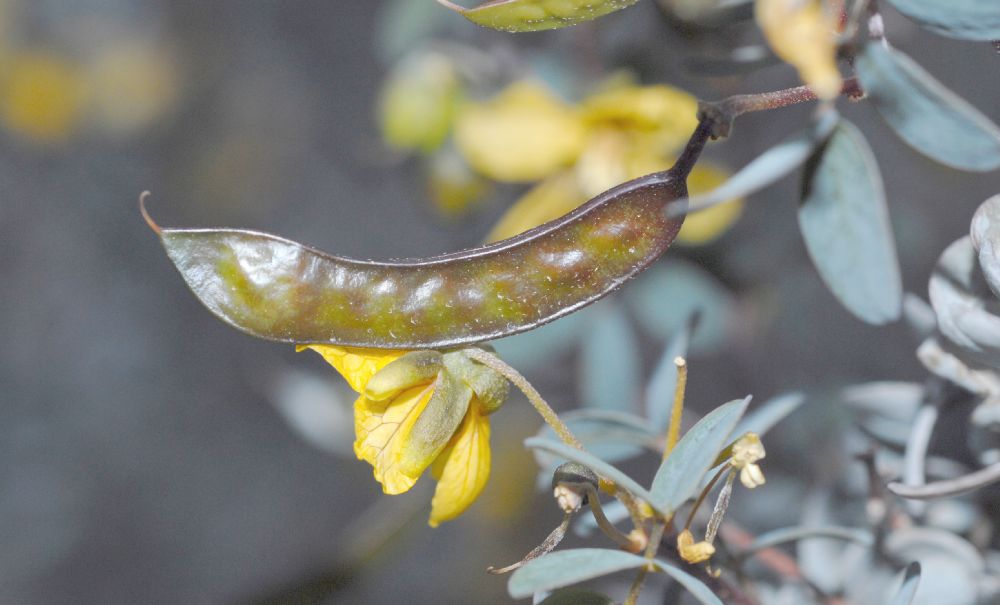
[84,40,179,138]
[480,80,743,245]
[455,80,586,182]
[1,51,85,144]
[302,345,508,527]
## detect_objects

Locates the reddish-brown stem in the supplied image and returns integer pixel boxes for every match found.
[700,77,864,138]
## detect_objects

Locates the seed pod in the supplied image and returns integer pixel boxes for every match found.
[146,121,707,349]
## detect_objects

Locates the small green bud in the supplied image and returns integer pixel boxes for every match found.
[364,350,443,401]
[551,462,599,512]
[443,350,510,414]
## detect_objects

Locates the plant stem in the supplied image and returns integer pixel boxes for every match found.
[699,77,863,138]
[662,356,688,462]
[583,484,643,552]
[462,348,651,533]
[461,347,583,450]
[671,119,714,180]
[624,522,666,605]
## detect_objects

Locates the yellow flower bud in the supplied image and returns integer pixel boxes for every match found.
[677,529,716,564]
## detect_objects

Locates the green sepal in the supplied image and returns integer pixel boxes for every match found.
[364,350,444,401]
[443,350,510,414]
[398,368,473,477]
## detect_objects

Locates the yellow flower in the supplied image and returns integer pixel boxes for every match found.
[301,345,508,527]
[729,432,766,489]
[755,0,842,100]
[0,50,86,144]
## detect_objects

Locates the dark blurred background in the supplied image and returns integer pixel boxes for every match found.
[1,1,998,603]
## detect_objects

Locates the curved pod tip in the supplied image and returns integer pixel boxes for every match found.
[139,191,162,235]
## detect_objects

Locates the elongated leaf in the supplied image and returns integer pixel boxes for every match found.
[439,0,639,33]
[524,437,660,511]
[888,562,922,605]
[734,391,805,437]
[581,304,641,412]
[645,313,696,431]
[533,410,658,486]
[649,397,750,514]
[856,44,1000,172]
[743,525,873,554]
[885,0,1000,40]
[651,559,724,605]
[666,109,838,219]
[508,549,647,598]
[536,588,614,605]
[625,260,733,353]
[799,119,902,324]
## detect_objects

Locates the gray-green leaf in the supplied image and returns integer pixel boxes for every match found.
[649,396,750,514]
[928,236,1000,367]
[970,194,1000,299]
[524,437,660,511]
[581,303,640,412]
[645,313,696,431]
[666,109,839,218]
[734,391,805,437]
[884,0,1000,40]
[856,43,1000,172]
[799,119,902,325]
[508,549,647,598]
[536,588,614,605]
[888,562,922,605]
[651,559,724,605]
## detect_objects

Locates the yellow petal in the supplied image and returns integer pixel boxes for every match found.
[428,402,491,527]
[1,50,85,144]
[755,0,842,100]
[581,84,699,152]
[486,171,585,242]
[354,384,436,495]
[301,344,406,393]
[455,81,586,183]
[677,163,745,245]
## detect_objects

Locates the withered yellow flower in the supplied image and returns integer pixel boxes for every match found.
[729,432,766,489]
[755,0,842,100]
[677,529,716,564]
[301,345,508,526]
